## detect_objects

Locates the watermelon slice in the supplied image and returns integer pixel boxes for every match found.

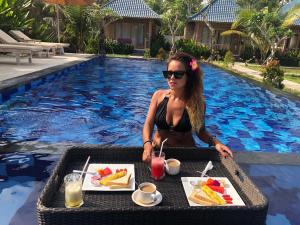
[97,167,112,177]
[206,178,214,185]
[207,185,225,194]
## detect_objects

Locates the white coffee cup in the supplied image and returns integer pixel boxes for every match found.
[137,182,157,204]
[165,158,181,175]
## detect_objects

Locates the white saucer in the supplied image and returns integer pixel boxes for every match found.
[131,190,162,207]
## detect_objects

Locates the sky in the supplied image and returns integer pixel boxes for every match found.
[281,0,300,14]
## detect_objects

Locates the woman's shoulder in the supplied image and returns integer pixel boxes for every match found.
[152,89,170,104]
[152,89,169,98]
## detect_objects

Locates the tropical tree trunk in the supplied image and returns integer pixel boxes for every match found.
[203,19,216,61]
[99,24,106,55]
[168,14,178,55]
[264,41,280,64]
[186,2,192,17]
[170,31,176,55]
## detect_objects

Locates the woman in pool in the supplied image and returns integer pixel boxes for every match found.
[142,52,233,162]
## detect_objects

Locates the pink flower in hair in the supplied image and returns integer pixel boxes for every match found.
[189,59,198,71]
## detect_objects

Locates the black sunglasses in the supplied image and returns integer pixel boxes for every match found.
[162,71,186,79]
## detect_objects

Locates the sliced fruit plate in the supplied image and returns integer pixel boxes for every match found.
[82,164,135,191]
[181,177,245,206]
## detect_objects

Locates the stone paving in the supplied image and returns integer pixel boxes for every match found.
[232,62,300,92]
[0,53,94,82]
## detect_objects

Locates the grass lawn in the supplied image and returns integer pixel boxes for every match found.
[211,61,263,83]
[245,63,300,84]
[106,54,132,58]
[211,61,300,98]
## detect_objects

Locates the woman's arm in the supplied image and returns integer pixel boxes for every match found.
[196,102,233,158]
[197,129,233,158]
[142,90,161,162]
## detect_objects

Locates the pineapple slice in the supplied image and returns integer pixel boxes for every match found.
[100,171,126,186]
[201,185,226,205]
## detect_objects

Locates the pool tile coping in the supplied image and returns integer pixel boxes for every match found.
[0,55,98,104]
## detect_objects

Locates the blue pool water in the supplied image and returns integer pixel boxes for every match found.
[1,57,300,153]
[1,57,300,225]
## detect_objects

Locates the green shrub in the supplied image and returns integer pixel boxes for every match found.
[121,43,134,54]
[104,39,118,53]
[156,48,167,60]
[223,50,235,67]
[104,39,134,54]
[85,34,100,54]
[262,60,284,89]
[175,39,211,59]
[150,34,170,57]
[240,46,261,62]
[144,48,150,59]
[199,45,211,60]
[117,38,132,45]
[275,50,299,67]
[215,49,227,60]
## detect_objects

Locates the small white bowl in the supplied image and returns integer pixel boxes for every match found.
[165,158,181,175]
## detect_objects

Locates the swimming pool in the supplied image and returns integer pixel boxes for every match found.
[1,57,300,225]
[0,57,300,153]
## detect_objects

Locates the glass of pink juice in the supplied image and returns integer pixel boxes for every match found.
[151,151,165,180]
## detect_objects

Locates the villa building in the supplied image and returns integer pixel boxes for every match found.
[102,0,160,49]
[288,18,300,51]
[184,0,242,55]
[184,0,300,55]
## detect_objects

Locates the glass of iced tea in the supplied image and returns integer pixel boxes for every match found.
[64,173,84,208]
[151,151,165,180]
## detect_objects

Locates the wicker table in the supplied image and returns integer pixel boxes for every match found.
[37,146,268,225]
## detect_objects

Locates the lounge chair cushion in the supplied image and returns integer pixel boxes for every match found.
[9,30,70,48]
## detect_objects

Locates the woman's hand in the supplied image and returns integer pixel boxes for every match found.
[142,142,153,163]
[215,143,233,158]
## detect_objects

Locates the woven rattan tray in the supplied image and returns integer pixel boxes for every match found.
[37,146,268,225]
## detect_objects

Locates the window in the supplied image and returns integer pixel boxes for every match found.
[115,22,131,39]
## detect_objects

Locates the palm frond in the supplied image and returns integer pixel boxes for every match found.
[232,8,253,29]
[282,4,300,27]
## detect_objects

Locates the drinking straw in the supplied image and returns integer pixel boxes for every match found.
[159,138,168,158]
[80,156,90,180]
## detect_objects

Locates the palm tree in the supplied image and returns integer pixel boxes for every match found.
[30,1,58,42]
[62,5,90,52]
[222,1,300,64]
[0,0,34,32]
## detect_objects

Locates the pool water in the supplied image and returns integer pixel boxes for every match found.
[1,57,300,152]
[0,152,59,225]
[1,57,300,225]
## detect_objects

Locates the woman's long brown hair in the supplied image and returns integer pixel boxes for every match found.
[167,52,205,132]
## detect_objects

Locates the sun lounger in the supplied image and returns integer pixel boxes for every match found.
[9,30,70,54]
[0,29,56,57]
[0,44,43,64]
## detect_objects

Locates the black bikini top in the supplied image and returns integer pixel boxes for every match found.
[154,96,192,132]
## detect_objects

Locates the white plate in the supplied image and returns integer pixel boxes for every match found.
[132,190,162,207]
[181,177,245,206]
[82,164,135,191]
